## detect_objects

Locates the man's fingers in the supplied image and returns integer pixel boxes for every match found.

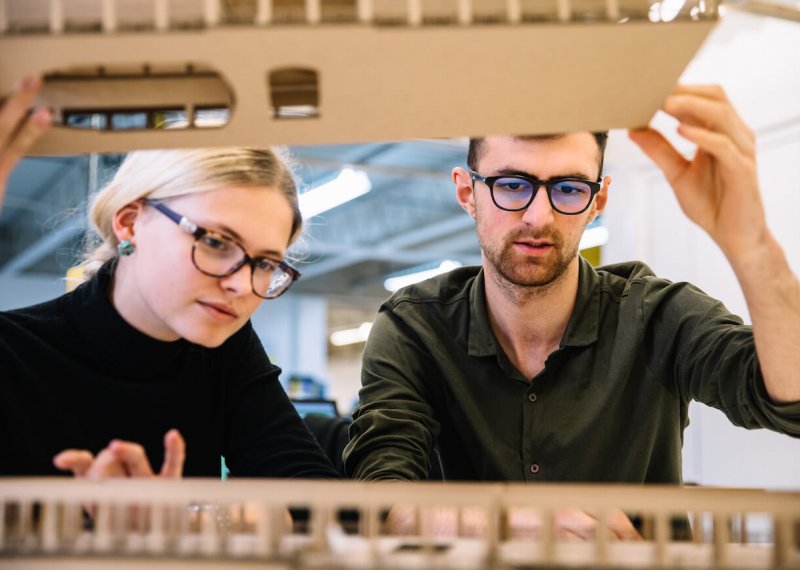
[676,123,752,175]
[628,128,688,184]
[608,511,643,541]
[673,83,729,103]
[160,429,186,478]
[664,93,754,157]
[108,440,155,477]
[52,450,95,477]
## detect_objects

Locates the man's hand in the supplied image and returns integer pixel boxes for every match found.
[630,84,800,404]
[53,429,186,479]
[386,504,641,541]
[628,84,764,262]
[0,75,51,209]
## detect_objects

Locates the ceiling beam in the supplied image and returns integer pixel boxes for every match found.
[0,217,83,276]
[300,214,476,279]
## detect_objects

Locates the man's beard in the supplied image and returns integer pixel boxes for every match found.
[479,225,579,289]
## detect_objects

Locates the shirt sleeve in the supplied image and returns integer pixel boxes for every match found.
[222,323,339,478]
[343,306,441,481]
[638,279,800,436]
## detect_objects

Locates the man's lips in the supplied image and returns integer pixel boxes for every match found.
[198,301,239,319]
[512,240,554,255]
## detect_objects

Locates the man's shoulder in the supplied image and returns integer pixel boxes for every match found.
[384,266,481,311]
[593,260,673,295]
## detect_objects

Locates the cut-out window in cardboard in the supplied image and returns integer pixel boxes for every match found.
[269,67,320,119]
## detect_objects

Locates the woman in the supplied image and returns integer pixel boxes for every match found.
[0,76,338,479]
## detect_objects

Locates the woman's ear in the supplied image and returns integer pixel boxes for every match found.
[111,201,145,244]
[453,167,477,220]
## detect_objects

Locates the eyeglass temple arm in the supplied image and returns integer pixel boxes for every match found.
[146,199,203,238]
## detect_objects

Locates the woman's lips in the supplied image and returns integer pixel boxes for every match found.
[198,301,238,321]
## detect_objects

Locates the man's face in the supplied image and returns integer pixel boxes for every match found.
[456,134,608,289]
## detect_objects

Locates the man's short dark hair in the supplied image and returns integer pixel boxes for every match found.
[467,132,609,179]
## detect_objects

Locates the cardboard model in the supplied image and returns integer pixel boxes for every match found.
[0,0,718,155]
[1,478,799,568]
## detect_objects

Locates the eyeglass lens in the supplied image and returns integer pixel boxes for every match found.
[192,233,289,298]
[492,177,594,213]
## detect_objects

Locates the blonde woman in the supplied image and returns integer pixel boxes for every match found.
[0,76,337,479]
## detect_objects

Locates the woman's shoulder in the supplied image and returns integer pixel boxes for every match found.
[0,294,70,334]
[0,294,77,369]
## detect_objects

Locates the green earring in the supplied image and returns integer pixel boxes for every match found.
[117,240,135,256]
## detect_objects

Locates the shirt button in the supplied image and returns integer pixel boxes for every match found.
[528,393,537,402]
[530,463,540,474]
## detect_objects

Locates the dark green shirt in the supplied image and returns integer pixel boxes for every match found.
[344,258,800,483]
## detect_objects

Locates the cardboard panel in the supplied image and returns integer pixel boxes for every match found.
[0,16,716,154]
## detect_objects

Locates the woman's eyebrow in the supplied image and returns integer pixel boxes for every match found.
[209,223,284,259]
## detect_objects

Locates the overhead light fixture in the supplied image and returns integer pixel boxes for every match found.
[384,260,463,293]
[579,225,610,250]
[330,322,373,347]
[298,168,372,219]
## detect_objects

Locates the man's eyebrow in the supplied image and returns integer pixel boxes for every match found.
[493,167,595,181]
[208,223,284,259]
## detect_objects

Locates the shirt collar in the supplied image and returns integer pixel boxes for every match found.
[467,257,601,357]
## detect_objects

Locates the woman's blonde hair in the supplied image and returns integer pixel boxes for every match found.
[78,147,301,283]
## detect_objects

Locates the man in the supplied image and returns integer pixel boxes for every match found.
[343,85,800,492]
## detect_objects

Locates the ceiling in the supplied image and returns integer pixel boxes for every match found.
[0,138,479,302]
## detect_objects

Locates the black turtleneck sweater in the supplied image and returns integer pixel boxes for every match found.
[0,264,338,479]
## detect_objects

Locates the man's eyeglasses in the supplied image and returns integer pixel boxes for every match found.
[470,171,601,215]
[145,199,300,299]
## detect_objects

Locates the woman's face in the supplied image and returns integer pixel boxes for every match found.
[112,186,295,348]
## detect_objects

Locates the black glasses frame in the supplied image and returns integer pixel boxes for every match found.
[144,199,300,299]
[470,170,601,215]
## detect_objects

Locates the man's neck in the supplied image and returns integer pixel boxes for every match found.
[483,257,581,380]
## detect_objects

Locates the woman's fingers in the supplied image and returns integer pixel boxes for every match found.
[0,107,51,177]
[0,75,51,208]
[160,428,186,478]
[0,76,42,147]
[52,449,95,477]
[108,440,155,477]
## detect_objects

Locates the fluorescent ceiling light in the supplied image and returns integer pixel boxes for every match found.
[299,168,372,219]
[579,226,610,250]
[330,322,373,347]
[384,260,462,293]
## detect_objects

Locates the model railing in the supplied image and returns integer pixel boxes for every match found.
[0,0,718,35]
[1,478,798,569]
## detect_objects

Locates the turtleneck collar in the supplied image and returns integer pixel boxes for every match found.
[65,261,193,381]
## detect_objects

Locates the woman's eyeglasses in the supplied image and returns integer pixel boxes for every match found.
[144,199,299,299]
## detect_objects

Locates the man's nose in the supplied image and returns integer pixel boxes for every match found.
[520,185,555,225]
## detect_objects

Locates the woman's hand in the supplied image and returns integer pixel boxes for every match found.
[53,428,186,479]
[0,75,51,211]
